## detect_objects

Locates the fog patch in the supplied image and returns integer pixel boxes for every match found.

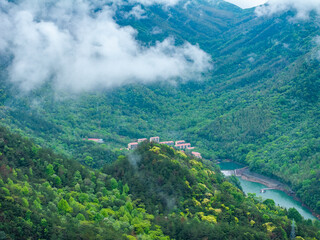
[151,27,163,35]
[256,0,320,20]
[128,152,142,170]
[159,192,177,211]
[313,36,320,60]
[130,0,180,7]
[124,5,147,19]
[0,0,212,93]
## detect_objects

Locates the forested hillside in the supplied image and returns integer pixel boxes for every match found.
[0,126,172,239]
[0,0,320,217]
[1,126,320,239]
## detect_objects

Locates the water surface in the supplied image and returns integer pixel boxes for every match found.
[218,161,316,220]
[239,178,316,220]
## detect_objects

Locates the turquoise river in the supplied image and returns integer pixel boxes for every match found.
[218,161,316,220]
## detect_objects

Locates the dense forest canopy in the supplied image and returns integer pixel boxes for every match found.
[0,0,320,238]
[1,126,320,239]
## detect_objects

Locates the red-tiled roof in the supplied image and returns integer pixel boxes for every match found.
[175,143,191,146]
[138,138,147,142]
[192,151,201,157]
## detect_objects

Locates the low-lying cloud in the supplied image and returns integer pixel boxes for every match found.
[255,0,320,19]
[0,0,211,93]
[313,36,320,59]
[130,0,180,7]
[124,5,147,19]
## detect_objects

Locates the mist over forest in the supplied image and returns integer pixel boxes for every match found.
[0,0,320,239]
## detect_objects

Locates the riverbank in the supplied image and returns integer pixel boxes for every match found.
[237,168,291,193]
[233,167,320,220]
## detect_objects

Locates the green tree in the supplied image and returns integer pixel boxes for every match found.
[58,199,72,214]
[46,164,55,176]
[288,208,303,223]
[0,231,6,240]
[110,178,118,190]
[76,213,85,221]
[84,156,94,167]
[54,175,62,186]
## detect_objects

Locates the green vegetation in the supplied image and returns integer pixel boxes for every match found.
[104,142,320,239]
[0,0,319,221]
[1,126,319,239]
[0,127,169,239]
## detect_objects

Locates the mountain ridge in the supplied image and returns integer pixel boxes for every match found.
[0,0,320,218]
[1,125,320,239]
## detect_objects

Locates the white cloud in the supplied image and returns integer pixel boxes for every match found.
[224,0,267,9]
[151,26,163,35]
[255,0,320,19]
[130,0,180,7]
[248,57,255,63]
[125,5,147,19]
[109,0,180,7]
[0,0,211,93]
[313,36,320,59]
[183,0,192,10]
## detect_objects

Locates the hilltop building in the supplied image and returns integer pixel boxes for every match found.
[150,136,160,143]
[128,142,139,150]
[159,141,174,146]
[175,140,185,145]
[175,143,191,149]
[192,152,202,159]
[127,136,202,159]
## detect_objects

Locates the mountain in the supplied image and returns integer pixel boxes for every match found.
[0,126,169,239]
[1,126,319,239]
[0,0,320,220]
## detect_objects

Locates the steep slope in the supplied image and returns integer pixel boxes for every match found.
[115,0,248,47]
[0,0,320,215]
[191,16,320,212]
[1,126,319,239]
[0,126,170,239]
[104,142,320,239]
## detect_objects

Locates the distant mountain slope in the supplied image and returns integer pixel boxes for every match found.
[115,0,248,47]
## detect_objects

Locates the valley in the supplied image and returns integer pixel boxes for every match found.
[219,161,319,220]
[1,0,318,215]
[0,0,320,239]
[4,126,320,239]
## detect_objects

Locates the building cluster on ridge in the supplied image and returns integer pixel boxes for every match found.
[128,136,202,159]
